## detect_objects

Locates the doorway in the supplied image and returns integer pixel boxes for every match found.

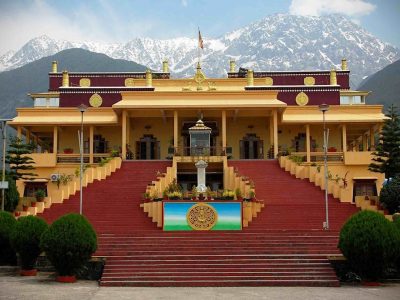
[136,135,160,160]
[240,134,264,159]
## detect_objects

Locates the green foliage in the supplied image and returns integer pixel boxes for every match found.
[35,189,46,200]
[5,136,37,180]
[338,210,400,280]
[164,179,183,196]
[0,211,17,265]
[289,155,304,165]
[40,213,97,276]
[4,175,19,212]
[379,177,400,214]
[369,105,400,178]
[10,216,48,270]
[110,150,119,157]
[98,157,111,167]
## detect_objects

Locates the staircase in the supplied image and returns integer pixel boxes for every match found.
[40,160,359,287]
[39,161,171,234]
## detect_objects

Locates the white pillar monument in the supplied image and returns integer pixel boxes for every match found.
[195,160,208,193]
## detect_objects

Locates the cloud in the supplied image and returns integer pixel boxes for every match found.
[181,0,188,7]
[0,0,158,54]
[289,0,376,17]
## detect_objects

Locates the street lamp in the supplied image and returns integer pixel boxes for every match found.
[319,104,330,230]
[0,119,12,211]
[77,104,88,215]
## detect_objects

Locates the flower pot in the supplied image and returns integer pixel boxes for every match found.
[192,197,197,201]
[23,205,28,212]
[20,269,37,276]
[15,212,21,217]
[207,196,212,201]
[31,202,36,207]
[36,197,45,202]
[56,275,77,283]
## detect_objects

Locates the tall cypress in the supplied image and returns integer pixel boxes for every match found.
[5,137,37,180]
[369,104,400,178]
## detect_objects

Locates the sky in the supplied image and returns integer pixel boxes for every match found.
[0,0,399,54]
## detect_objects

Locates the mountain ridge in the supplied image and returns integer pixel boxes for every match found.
[0,13,399,87]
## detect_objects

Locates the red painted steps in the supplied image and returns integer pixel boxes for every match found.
[39,160,356,287]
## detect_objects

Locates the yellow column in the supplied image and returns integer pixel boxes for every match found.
[222,110,227,149]
[26,129,31,144]
[126,116,131,146]
[17,127,22,139]
[122,110,127,160]
[173,110,178,149]
[53,126,58,154]
[342,125,347,153]
[370,127,375,150]
[273,110,278,158]
[306,124,311,163]
[89,126,94,164]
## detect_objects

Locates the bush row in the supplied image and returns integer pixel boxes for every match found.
[0,211,97,277]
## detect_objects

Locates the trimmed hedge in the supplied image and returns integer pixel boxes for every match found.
[10,216,48,270]
[40,213,97,276]
[0,211,17,265]
[380,177,400,214]
[338,210,400,280]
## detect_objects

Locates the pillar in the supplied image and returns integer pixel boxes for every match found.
[89,126,94,164]
[17,127,22,139]
[126,116,131,146]
[122,110,127,160]
[53,126,58,154]
[306,124,311,163]
[26,129,31,144]
[273,110,278,158]
[222,110,227,150]
[173,110,178,149]
[370,127,375,150]
[342,125,347,153]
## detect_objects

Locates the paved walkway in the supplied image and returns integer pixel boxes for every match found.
[0,274,399,300]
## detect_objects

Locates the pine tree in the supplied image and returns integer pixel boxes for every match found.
[5,137,37,180]
[369,104,400,178]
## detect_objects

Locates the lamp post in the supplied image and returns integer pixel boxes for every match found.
[77,104,87,215]
[0,119,12,211]
[319,104,330,230]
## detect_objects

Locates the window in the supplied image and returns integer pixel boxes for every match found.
[34,97,59,107]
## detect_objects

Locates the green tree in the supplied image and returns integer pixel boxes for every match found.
[5,137,37,180]
[369,104,400,178]
[4,175,19,212]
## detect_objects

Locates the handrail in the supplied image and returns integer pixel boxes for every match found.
[173,146,230,157]
[290,151,344,162]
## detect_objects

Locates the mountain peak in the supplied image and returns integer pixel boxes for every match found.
[0,13,399,87]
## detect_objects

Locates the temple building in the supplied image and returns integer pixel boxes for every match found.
[9,58,385,204]
[7,57,390,286]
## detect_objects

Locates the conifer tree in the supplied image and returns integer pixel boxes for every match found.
[369,104,400,178]
[5,137,37,180]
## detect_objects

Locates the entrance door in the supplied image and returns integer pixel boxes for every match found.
[136,135,160,160]
[240,134,263,159]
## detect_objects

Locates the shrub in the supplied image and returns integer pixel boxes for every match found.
[5,176,19,212]
[0,211,17,265]
[40,213,97,276]
[10,216,48,270]
[379,177,400,214]
[338,210,400,280]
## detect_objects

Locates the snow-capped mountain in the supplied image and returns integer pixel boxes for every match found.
[1,14,398,87]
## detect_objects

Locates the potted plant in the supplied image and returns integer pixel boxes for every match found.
[249,190,256,202]
[35,189,46,202]
[167,191,182,200]
[235,188,242,201]
[191,185,198,200]
[30,198,37,207]
[10,216,48,276]
[63,148,73,154]
[222,190,235,200]
[142,192,151,202]
[206,186,213,201]
[40,213,97,283]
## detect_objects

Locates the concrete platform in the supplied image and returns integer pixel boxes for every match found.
[0,273,399,300]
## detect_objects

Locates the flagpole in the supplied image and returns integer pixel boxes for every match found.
[198,27,201,65]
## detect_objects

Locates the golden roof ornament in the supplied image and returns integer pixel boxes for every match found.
[51,61,58,73]
[62,70,69,87]
[247,69,254,86]
[330,68,337,85]
[194,62,206,91]
[146,69,153,87]
[341,58,348,71]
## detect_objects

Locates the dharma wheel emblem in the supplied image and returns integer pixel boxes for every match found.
[187,203,218,230]
[296,92,309,106]
[304,76,315,86]
[89,93,103,107]
[79,78,91,87]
